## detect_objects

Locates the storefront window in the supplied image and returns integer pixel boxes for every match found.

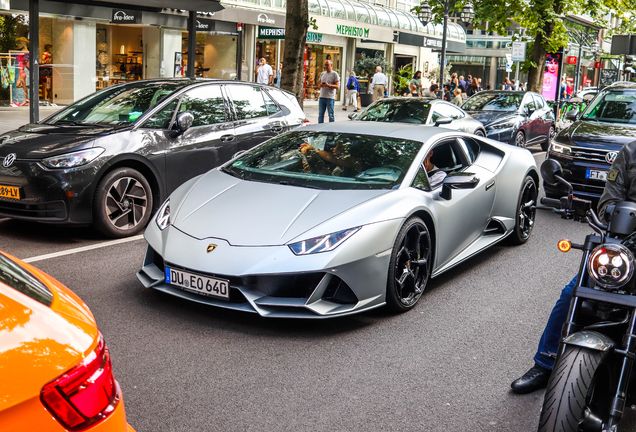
[182,33,238,79]
[95,24,144,90]
[304,45,341,101]
[256,39,278,73]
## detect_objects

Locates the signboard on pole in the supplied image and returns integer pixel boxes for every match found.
[543,52,562,101]
[511,42,526,62]
[505,53,513,72]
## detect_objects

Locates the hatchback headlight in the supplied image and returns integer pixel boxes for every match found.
[41,148,105,169]
[288,227,360,255]
[156,199,170,230]
[550,141,571,155]
[587,243,634,289]
[487,120,515,130]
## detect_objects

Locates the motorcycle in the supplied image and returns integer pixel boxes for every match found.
[537,159,636,432]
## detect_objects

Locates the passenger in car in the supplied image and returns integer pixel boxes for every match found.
[299,138,363,176]
[424,149,448,189]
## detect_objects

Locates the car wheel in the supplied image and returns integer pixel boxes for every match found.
[386,216,432,312]
[93,167,153,238]
[541,126,555,151]
[514,130,525,147]
[508,175,537,245]
[474,129,485,137]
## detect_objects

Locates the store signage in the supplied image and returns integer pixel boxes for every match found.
[595,61,601,69]
[258,26,285,39]
[566,76,574,82]
[423,37,442,48]
[336,24,370,38]
[196,19,216,31]
[306,33,323,43]
[567,56,578,64]
[111,9,138,23]
[257,13,276,25]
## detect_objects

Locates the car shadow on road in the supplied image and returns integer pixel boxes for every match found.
[0,218,103,244]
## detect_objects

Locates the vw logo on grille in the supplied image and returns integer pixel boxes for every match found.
[606,151,618,164]
[2,153,16,168]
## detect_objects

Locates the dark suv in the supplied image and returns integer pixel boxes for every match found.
[544,82,636,201]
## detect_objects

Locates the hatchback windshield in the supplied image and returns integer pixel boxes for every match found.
[223,131,423,190]
[581,90,636,124]
[45,81,190,126]
[357,100,432,124]
[462,93,523,112]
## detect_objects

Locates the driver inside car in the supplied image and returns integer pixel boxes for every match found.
[424,149,447,189]
[299,137,363,176]
[511,139,636,394]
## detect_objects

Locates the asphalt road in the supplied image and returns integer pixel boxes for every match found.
[3,149,636,431]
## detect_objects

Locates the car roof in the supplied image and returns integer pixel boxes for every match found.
[303,121,459,142]
[113,77,289,93]
[606,82,636,90]
[476,90,540,96]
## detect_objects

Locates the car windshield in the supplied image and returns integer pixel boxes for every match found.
[462,93,522,112]
[45,81,189,126]
[581,90,636,124]
[357,100,432,124]
[223,130,423,190]
[0,252,53,306]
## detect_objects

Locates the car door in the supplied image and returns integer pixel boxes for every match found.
[226,84,284,152]
[162,84,236,193]
[418,138,496,267]
[531,93,551,138]
[521,93,540,143]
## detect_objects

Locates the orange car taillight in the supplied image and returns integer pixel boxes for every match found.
[41,334,121,430]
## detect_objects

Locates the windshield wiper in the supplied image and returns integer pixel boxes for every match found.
[221,167,244,179]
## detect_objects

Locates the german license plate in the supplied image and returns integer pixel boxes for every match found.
[165,267,229,300]
[586,169,607,181]
[0,185,20,199]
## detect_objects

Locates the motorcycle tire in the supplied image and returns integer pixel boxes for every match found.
[538,346,611,432]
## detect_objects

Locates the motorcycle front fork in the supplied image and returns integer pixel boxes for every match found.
[560,290,636,431]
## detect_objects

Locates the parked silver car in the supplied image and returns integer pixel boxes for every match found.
[138,122,538,318]
[349,97,487,136]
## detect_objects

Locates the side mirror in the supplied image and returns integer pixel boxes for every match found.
[348,112,358,120]
[565,109,578,121]
[434,116,453,127]
[540,159,563,185]
[169,111,194,137]
[440,173,479,200]
[524,106,535,116]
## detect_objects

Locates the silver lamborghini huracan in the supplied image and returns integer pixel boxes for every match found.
[137,122,539,318]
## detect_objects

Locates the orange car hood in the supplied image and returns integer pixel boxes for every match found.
[0,262,98,412]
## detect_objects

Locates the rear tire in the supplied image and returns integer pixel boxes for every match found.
[93,167,153,238]
[541,126,555,151]
[538,346,611,432]
[508,175,537,245]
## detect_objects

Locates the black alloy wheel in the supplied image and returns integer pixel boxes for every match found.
[541,126,556,151]
[509,175,537,245]
[93,167,153,238]
[514,130,526,147]
[386,216,432,312]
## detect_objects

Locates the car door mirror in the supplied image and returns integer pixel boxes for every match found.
[540,159,563,185]
[348,112,358,120]
[565,109,579,121]
[440,173,479,200]
[169,111,194,137]
[434,116,453,127]
[524,106,535,116]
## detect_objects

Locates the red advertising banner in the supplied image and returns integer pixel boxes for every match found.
[567,56,578,64]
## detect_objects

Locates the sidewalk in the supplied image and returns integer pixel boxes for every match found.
[0,102,354,135]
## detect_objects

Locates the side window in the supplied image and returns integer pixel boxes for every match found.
[412,164,431,191]
[142,99,178,129]
[457,137,480,164]
[523,95,536,111]
[433,103,463,120]
[264,91,281,116]
[178,85,226,127]
[227,85,269,120]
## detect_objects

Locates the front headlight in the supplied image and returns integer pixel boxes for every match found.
[550,141,571,155]
[156,199,170,230]
[587,243,634,289]
[288,227,360,255]
[41,148,105,169]
[487,120,515,130]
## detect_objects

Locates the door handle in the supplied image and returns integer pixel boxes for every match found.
[220,134,235,142]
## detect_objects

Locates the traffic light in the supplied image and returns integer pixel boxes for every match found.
[625,55,636,74]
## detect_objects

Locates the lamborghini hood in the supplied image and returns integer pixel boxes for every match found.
[172,170,387,246]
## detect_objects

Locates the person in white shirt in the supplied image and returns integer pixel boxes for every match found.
[424,149,447,189]
[369,66,388,101]
[255,58,273,85]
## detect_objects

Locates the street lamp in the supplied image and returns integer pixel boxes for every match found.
[418,0,474,98]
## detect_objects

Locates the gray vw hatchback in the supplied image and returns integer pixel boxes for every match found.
[0,79,308,237]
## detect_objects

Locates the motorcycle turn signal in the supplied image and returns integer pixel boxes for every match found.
[558,240,571,252]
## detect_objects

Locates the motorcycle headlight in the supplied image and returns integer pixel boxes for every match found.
[288,227,360,255]
[156,198,170,230]
[587,243,634,289]
[550,141,571,155]
[41,148,105,169]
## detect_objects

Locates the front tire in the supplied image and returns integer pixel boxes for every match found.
[538,346,612,432]
[93,167,153,238]
[508,175,537,245]
[386,217,432,312]
[514,130,526,147]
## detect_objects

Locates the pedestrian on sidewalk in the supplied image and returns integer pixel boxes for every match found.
[318,60,340,123]
[255,58,273,85]
[369,66,388,102]
[344,71,360,112]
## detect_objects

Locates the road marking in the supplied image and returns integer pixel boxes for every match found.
[22,234,145,263]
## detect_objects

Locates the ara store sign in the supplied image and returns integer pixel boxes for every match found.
[111,9,139,24]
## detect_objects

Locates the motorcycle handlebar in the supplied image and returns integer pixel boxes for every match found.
[540,197,562,208]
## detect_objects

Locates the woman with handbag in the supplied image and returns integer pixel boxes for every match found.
[344,71,360,112]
